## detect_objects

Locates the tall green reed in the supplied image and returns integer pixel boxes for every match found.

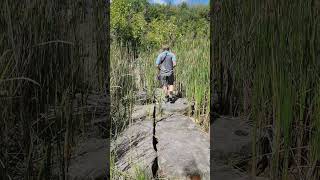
[213,0,319,179]
[0,1,108,179]
[140,36,210,129]
[110,43,135,138]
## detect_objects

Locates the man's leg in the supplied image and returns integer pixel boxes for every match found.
[163,85,171,102]
[160,75,168,97]
[168,74,175,101]
[168,85,174,96]
[162,85,168,96]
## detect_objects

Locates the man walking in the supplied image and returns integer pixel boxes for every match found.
[156,44,176,102]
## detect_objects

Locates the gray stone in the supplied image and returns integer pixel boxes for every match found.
[210,116,270,180]
[131,104,154,121]
[161,98,190,115]
[156,115,210,179]
[112,102,269,180]
[67,138,109,180]
[131,98,190,122]
[211,116,251,157]
[211,163,268,180]
[113,120,156,177]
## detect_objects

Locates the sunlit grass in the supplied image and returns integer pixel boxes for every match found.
[110,44,135,138]
[140,36,210,129]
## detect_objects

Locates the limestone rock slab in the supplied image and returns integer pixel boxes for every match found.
[156,115,210,179]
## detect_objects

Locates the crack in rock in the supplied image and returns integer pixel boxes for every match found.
[152,103,159,178]
[113,94,209,179]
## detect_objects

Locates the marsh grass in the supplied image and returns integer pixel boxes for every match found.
[110,44,135,138]
[140,36,210,129]
[213,0,320,179]
[110,42,139,179]
[0,1,108,179]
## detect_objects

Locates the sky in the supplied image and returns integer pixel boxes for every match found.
[149,0,209,5]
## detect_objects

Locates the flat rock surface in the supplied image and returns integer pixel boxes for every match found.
[113,120,156,176]
[211,162,268,180]
[211,116,269,180]
[161,98,190,115]
[67,138,109,180]
[131,98,190,121]
[212,116,251,158]
[211,162,248,180]
[113,101,269,180]
[131,104,153,121]
[156,115,210,179]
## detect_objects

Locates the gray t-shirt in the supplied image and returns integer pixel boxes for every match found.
[155,51,176,75]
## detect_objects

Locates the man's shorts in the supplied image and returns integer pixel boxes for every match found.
[160,73,174,86]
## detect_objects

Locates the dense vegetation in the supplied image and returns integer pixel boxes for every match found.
[110,0,210,135]
[111,0,209,52]
[212,0,320,179]
[0,1,108,179]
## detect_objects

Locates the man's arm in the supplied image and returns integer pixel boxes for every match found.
[172,53,176,67]
[156,53,161,70]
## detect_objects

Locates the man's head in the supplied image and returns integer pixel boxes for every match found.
[162,44,170,51]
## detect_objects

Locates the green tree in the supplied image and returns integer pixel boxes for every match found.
[111,0,209,52]
[144,16,179,48]
[111,0,148,55]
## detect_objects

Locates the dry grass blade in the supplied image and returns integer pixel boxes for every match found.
[33,40,75,47]
[0,77,41,86]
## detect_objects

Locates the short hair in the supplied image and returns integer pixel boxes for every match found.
[162,44,170,51]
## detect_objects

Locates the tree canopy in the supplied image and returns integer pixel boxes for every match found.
[111,0,209,50]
